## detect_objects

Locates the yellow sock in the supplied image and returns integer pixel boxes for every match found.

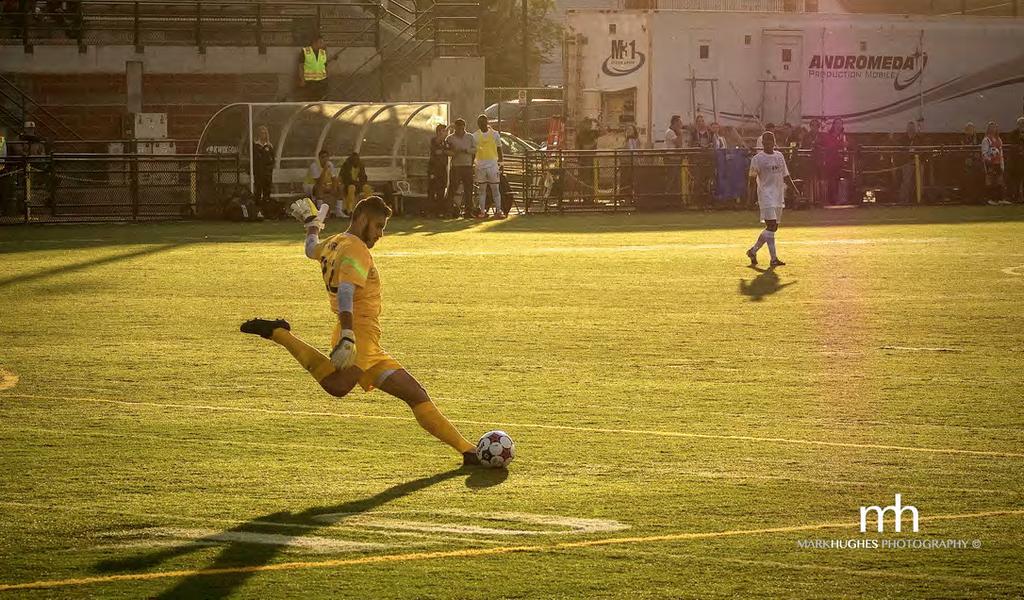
[271,329,336,383]
[411,402,475,453]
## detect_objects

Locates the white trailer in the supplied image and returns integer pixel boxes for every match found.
[564,9,1024,143]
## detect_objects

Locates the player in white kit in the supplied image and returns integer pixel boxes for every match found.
[746,131,801,267]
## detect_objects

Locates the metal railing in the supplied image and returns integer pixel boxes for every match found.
[0,1,386,52]
[0,73,85,144]
[332,2,479,101]
[0,1,482,53]
[0,151,241,223]
[615,0,787,11]
[513,145,1023,213]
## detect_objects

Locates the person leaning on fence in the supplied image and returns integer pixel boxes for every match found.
[304,149,340,210]
[1007,116,1024,204]
[445,118,476,218]
[297,34,328,101]
[898,120,921,204]
[252,124,275,220]
[340,151,371,218]
[427,124,449,217]
[981,121,1009,205]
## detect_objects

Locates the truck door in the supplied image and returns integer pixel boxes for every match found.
[761,31,803,126]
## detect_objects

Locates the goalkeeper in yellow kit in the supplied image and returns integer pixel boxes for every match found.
[241,196,482,466]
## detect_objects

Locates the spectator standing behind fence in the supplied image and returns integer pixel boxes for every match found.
[690,115,711,149]
[664,115,684,150]
[297,35,328,101]
[304,149,340,210]
[445,118,475,218]
[802,119,824,207]
[473,114,504,219]
[252,125,275,220]
[898,120,921,204]
[982,121,1009,205]
[664,115,685,204]
[1008,117,1024,203]
[428,124,449,217]
[689,115,713,207]
[340,151,370,218]
[710,122,727,150]
[960,122,984,204]
[0,124,10,217]
[821,118,848,205]
[575,117,600,206]
[624,124,640,150]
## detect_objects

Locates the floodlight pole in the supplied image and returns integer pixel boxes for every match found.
[522,0,529,138]
[522,0,529,89]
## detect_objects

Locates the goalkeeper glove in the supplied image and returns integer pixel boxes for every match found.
[330,329,357,370]
[289,197,329,230]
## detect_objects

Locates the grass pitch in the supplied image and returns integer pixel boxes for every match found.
[1,206,1023,599]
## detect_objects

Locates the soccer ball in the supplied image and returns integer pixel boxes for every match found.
[476,430,515,468]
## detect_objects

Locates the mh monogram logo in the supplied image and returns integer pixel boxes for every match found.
[860,494,919,533]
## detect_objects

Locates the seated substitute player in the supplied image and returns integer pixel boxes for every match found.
[746,131,800,267]
[241,196,482,466]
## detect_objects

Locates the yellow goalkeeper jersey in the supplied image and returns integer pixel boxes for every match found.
[312,233,382,334]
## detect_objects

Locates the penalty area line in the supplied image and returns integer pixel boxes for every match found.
[1,509,1022,592]
[5,392,1024,459]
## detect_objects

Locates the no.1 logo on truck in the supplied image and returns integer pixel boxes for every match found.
[603,39,646,77]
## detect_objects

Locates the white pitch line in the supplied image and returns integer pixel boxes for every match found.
[880,346,965,353]
[11,426,1016,496]
[0,501,506,547]
[373,237,948,258]
[5,392,1023,459]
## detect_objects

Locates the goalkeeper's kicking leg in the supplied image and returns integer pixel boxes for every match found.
[240,318,361,398]
[241,319,480,465]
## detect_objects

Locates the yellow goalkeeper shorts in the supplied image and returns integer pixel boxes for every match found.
[331,323,403,391]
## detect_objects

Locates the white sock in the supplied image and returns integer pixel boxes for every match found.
[751,230,768,253]
[477,183,488,213]
[491,183,502,213]
[765,230,778,260]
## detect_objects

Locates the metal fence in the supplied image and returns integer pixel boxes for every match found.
[514,145,1023,213]
[0,151,241,223]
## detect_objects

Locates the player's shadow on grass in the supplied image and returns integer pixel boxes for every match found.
[93,466,505,599]
[739,266,796,302]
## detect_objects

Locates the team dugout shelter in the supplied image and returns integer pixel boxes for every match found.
[198,101,450,211]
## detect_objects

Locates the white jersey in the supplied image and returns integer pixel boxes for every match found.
[749,151,789,208]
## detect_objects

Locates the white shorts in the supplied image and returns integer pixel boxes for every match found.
[760,205,783,223]
[475,163,500,184]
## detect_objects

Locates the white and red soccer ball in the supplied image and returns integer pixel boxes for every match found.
[476,430,515,468]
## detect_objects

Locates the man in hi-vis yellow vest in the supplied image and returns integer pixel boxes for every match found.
[298,35,328,101]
